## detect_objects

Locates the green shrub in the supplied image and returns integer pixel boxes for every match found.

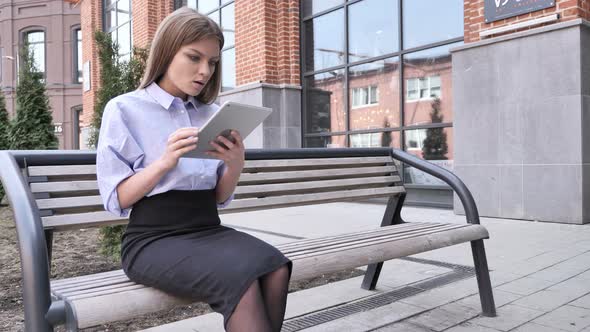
[91,31,148,258]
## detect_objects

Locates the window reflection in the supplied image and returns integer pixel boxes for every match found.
[221,3,235,48]
[404,127,453,185]
[105,0,132,59]
[302,0,343,17]
[350,130,400,148]
[27,31,45,74]
[221,48,235,91]
[348,0,398,63]
[403,0,463,49]
[349,57,400,131]
[188,0,235,91]
[305,69,346,134]
[304,9,345,72]
[198,0,219,14]
[403,43,459,126]
[76,29,82,83]
[306,135,346,148]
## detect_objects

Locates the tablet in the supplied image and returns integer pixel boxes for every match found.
[182,101,273,159]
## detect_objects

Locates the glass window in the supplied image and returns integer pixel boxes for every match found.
[26,31,45,75]
[306,135,346,148]
[208,11,220,24]
[305,69,346,134]
[348,57,400,130]
[302,0,462,188]
[348,0,398,63]
[404,127,453,185]
[197,0,218,14]
[221,48,235,91]
[75,29,82,83]
[351,86,378,108]
[350,130,400,148]
[118,23,131,56]
[117,0,130,25]
[302,0,343,17]
[189,0,235,91]
[402,0,463,49]
[403,43,459,126]
[304,9,345,72]
[105,0,132,59]
[221,3,235,48]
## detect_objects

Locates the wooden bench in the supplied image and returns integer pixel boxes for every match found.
[0,148,496,331]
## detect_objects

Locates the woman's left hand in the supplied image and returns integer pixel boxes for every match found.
[206,130,245,172]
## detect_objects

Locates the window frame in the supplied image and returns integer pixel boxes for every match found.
[179,0,236,91]
[405,75,441,102]
[20,27,47,79]
[72,26,82,84]
[102,0,133,60]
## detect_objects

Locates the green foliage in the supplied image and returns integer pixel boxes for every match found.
[422,97,448,160]
[9,43,58,150]
[90,31,149,258]
[0,89,10,203]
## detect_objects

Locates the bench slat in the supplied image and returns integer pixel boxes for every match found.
[276,222,446,252]
[52,276,131,293]
[36,196,103,210]
[40,187,403,230]
[42,211,127,230]
[27,157,395,177]
[236,175,400,197]
[287,224,466,259]
[223,187,403,212]
[51,270,124,287]
[238,165,398,184]
[59,282,139,298]
[30,175,400,196]
[54,223,488,329]
[31,180,98,193]
[243,156,393,169]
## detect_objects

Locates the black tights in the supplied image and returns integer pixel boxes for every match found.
[226,264,290,332]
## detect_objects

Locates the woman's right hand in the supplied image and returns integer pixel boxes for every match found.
[158,127,199,171]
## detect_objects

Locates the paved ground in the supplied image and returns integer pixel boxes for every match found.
[139,202,590,332]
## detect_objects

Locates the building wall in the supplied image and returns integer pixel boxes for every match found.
[0,0,82,149]
[454,0,590,224]
[234,0,299,86]
[465,0,590,42]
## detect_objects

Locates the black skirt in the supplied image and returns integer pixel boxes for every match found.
[121,189,292,327]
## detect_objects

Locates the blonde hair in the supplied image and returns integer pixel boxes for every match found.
[139,7,224,104]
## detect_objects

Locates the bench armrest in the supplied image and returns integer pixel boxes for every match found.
[0,151,54,331]
[389,148,481,225]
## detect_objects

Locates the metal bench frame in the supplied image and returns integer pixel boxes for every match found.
[0,148,496,332]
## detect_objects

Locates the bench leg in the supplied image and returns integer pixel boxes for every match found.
[471,239,496,317]
[361,194,405,290]
[361,262,383,290]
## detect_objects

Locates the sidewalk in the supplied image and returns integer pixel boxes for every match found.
[140,202,590,332]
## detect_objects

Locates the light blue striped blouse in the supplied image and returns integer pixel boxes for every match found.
[96,82,233,217]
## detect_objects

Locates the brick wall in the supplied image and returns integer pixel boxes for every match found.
[132,0,174,48]
[235,0,300,86]
[81,0,102,128]
[465,0,590,43]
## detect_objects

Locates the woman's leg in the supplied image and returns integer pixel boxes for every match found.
[259,264,291,332]
[226,280,273,332]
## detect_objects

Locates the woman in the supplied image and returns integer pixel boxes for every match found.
[96,7,291,332]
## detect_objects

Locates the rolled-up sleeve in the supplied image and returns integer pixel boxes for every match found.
[216,161,234,208]
[96,100,144,217]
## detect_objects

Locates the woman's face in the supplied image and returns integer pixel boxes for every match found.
[160,37,220,99]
